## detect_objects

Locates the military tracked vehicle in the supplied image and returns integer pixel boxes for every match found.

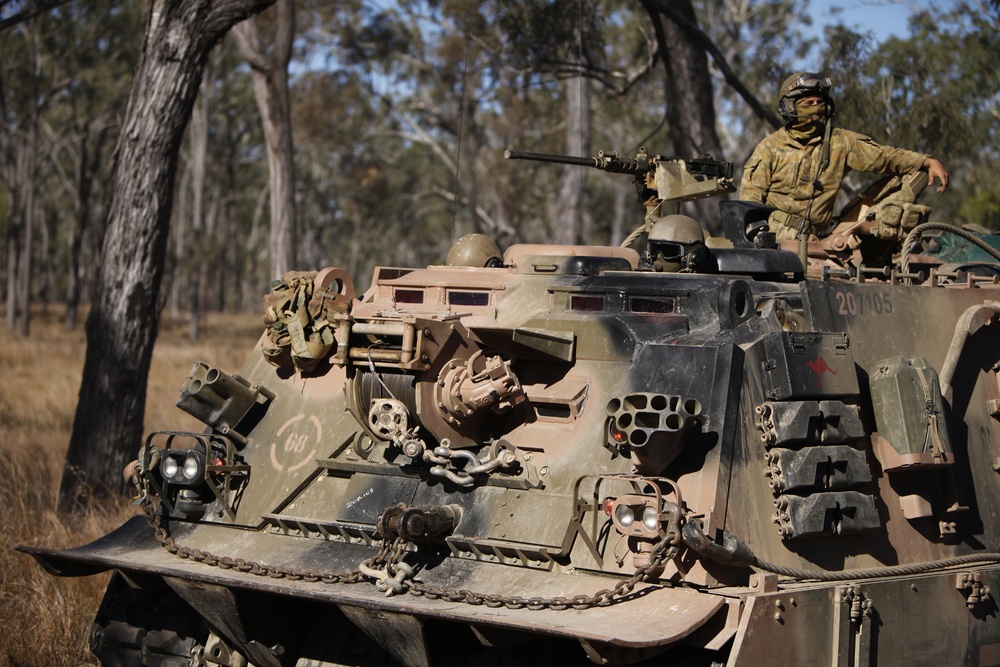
[21,148,1000,667]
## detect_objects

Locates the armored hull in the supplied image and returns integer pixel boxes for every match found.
[23,234,1000,666]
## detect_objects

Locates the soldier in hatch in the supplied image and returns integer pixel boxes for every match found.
[646,214,709,272]
[740,72,949,241]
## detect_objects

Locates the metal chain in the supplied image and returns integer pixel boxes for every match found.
[138,491,370,585]
[405,532,679,610]
[136,477,682,609]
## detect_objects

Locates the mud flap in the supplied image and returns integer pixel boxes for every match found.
[165,577,285,667]
[338,605,430,667]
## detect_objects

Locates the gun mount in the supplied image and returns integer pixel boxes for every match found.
[505,147,735,220]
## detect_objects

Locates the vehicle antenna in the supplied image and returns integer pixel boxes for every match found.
[452,34,473,243]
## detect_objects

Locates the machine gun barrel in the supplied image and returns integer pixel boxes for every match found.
[506,147,735,207]
[504,149,650,175]
[504,149,599,168]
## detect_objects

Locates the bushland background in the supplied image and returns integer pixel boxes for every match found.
[3,1,998,337]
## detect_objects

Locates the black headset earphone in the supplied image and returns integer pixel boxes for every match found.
[778,93,837,123]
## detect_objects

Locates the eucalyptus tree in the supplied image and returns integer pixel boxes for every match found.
[819,1,1000,224]
[2,17,46,335]
[2,2,145,333]
[61,0,277,511]
[484,0,667,245]
[493,0,792,238]
[294,0,504,272]
[694,0,813,160]
[233,0,297,280]
[293,0,784,261]
[291,67,403,283]
[49,2,142,329]
[167,37,268,317]
[173,50,218,341]
[201,44,270,312]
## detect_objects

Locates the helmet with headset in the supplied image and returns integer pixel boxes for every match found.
[777,72,835,124]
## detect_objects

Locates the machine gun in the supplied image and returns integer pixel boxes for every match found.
[505,147,735,219]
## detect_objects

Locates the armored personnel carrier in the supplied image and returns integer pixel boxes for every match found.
[21,149,1000,667]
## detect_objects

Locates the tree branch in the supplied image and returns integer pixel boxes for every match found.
[273,0,294,70]
[645,0,782,129]
[231,16,272,73]
[0,0,72,31]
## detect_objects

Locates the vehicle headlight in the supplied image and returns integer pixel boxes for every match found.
[610,494,662,538]
[161,455,179,479]
[159,448,206,486]
[642,505,659,531]
[615,503,635,528]
[182,455,201,480]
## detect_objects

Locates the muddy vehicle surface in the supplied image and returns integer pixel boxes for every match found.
[21,150,1000,667]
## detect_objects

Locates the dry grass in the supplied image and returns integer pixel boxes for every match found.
[0,449,133,666]
[0,307,262,667]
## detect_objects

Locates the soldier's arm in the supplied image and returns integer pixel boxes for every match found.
[843,129,947,191]
[739,147,772,204]
[923,156,949,193]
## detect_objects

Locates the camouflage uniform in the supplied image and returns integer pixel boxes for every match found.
[740,127,928,238]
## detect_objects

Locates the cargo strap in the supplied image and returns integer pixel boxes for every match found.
[771,209,821,237]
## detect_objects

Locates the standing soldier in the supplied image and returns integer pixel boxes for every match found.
[740,72,949,241]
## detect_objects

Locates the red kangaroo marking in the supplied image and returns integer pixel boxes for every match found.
[807,356,838,387]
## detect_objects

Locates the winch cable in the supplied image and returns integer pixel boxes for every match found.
[367,347,399,401]
[683,520,1000,582]
[751,553,1000,582]
[900,222,1000,284]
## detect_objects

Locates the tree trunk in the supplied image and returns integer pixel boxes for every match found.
[169,160,191,319]
[643,0,725,232]
[60,0,276,513]
[610,178,631,247]
[554,75,591,245]
[455,74,480,241]
[217,115,239,312]
[13,32,43,336]
[233,0,296,280]
[66,125,109,331]
[187,77,211,341]
[18,118,37,336]
[5,209,21,330]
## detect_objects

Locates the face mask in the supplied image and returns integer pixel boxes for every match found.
[788,99,826,140]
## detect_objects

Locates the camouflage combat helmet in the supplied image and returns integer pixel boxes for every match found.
[778,72,833,123]
[446,233,503,267]
[647,214,707,271]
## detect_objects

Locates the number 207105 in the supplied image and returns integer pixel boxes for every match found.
[834,289,893,316]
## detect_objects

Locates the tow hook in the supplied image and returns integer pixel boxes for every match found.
[375,562,415,596]
[377,503,460,541]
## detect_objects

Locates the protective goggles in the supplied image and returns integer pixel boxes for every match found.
[783,73,831,98]
[649,240,698,262]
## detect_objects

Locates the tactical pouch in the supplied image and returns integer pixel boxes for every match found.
[869,356,952,469]
[865,170,931,241]
[262,269,352,371]
[871,201,931,240]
